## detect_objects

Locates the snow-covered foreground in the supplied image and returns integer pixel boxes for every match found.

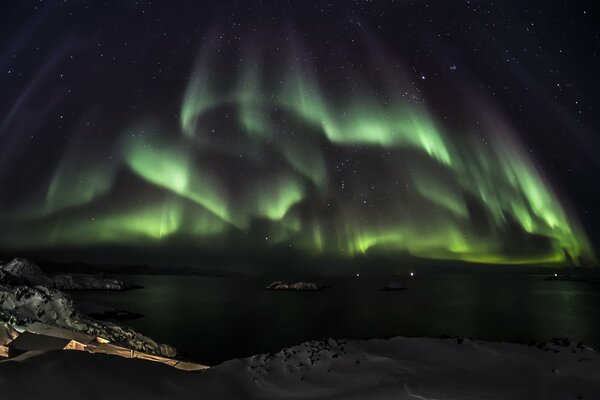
[1,336,598,399]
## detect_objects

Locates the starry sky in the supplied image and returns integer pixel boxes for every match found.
[1,1,599,268]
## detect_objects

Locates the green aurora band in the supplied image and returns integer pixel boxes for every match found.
[0,41,594,267]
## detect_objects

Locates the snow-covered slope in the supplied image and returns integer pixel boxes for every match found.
[1,258,53,287]
[266,281,327,291]
[0,283,175,358]
[0,258,134,290]
[53,273,135,291]
[0,336,598,399]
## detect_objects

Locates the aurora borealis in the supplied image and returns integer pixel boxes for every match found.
[0,1,598,267]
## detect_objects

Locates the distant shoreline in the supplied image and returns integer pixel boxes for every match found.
[22,258,600,279]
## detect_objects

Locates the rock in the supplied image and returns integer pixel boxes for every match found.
[0,258,173,357]
[266,281,287,290]
[54,274,135,291]
[0,282,175,358]
[0,270,31,287]
[266,281,327,291]
[0,258,135,291]
[0,322,18,345]
[289,282,322,291]
[159,343,177,358]
[1,258,53,287]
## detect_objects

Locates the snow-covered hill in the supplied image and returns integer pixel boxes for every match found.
[0,258,136,290]
[1,335,598,399]
[0,258,175,358]
[0,283,175,358]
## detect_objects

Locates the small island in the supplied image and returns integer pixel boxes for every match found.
[265,281,328,291]
[545,273,600,284]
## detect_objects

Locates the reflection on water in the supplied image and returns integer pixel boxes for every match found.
[70,274,600,365]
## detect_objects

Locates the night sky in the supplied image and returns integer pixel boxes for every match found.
[1,1,599,268]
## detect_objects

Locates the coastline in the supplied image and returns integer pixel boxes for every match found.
[2,258,600,398]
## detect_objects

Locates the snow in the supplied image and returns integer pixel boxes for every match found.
[0,335,598,399]
[1,258,53,287]
[266,281,327,291]
[1,258,599,398]
[0,258,133,290]
[0,282,175,358]
[54,273,134,290]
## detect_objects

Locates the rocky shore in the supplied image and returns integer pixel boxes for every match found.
[0,258,175,358]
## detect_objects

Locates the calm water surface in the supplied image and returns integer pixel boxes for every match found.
[71,274,600,365]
